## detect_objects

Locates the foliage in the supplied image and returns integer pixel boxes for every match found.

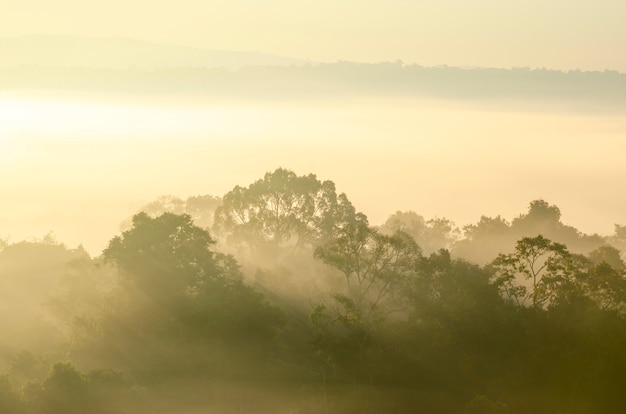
[378,211,459,254]
[214,168,366,252]
[608,224,626,254]
[490,235,626,315]
[576,252,626,313]
[97,212,284,379]
[453,199,605,264]
[310,223,421,379]
[130,194,222,229]
[0,374,23,414]
[38,362,90,413]
[587,245,625,269]
[104,212,220,301]
[314,223,421,330]
[4,170,626,413]
[490,235,573,308]
[0,241,88,358]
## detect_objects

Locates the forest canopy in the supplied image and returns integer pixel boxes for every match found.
[1,168,625,413]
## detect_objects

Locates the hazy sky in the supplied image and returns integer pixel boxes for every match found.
[2,0,626,71]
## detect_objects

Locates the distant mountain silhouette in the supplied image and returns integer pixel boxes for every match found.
[2,36,624,108]
[0,35,308,69]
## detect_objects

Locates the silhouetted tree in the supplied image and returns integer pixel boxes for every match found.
[454,200,605,264]
[214,168,365,254]
[453,215,512,264]
[39,362,90,414]
[97,213,284,380]
[588,245,626,270]
[314,223,421,332]
[104,212,219,302]
[490,235,572,309]
[311,223,421,379]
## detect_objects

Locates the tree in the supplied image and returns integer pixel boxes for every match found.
[491,235,626,314]
[454,200,605,265]
[407,250,512,393]
[130,194,222,229]
[378,211,458,255]
[97,213,284,379]
[588,245,625,271]
[185,195,223,229]
[39,362,91,414]
[8,350,46,389]
[412,249,504,327]
[490,235,572,309]
[577,247,626,313]
[313,222,421,343]
[309,222,421,382]
[514,199,561,224]
[0,375,23,414]
[104,212,219,301]
[452,215,512,265]
[511,200,604,254]
[607,224,626,256]
[0,240,87,357]
[315,223,421,327]
[213,168,365,253]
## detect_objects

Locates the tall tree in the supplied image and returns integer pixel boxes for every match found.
[104,212,219,302]
[490,235,572,309]
[97,213,284,379]
[213,168,365,252]
[313,222,421,344]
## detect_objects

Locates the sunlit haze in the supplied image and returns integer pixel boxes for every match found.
[1,94,625,254]
[2,0,626,71]
[2,2,626,412]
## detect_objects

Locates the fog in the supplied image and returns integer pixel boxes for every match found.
[2,5,626,410]
[2,93,625,254]
[3,1,626,71]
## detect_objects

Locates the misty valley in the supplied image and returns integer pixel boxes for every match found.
[1,168,626,413]
[2,33,626,414]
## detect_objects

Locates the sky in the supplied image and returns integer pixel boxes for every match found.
[2,0,626,71]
